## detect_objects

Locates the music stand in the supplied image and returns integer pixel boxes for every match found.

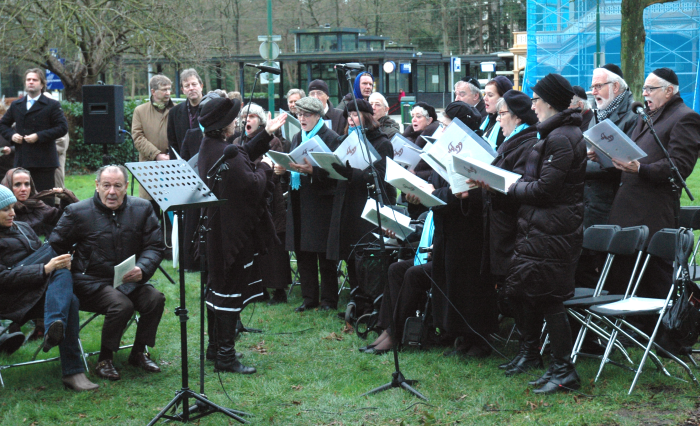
[125,160,249,425]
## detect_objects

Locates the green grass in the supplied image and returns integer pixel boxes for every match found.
[1,171,699,425]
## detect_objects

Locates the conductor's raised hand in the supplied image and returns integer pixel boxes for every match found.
[265,112,288,135]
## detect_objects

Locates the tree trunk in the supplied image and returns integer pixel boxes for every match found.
[440,0,449,55]
[621,0,675,100]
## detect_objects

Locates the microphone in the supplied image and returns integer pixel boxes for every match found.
[244,63,281,75]
[334,63,365,70]
[630,101,649,120]
[206,144,239,179]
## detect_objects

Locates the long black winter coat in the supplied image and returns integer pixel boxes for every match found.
[484,125,539,277]
[49,193,164,298]
[326,128,395,261]
[504,109,586,304]
[285,123,340,253]
[607,94,700,244]
[430,174,496,337]
[0,221,49,322]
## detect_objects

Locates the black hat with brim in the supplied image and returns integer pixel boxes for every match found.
[198,97,241,133]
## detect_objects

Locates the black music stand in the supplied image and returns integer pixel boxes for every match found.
[126,160,249,425]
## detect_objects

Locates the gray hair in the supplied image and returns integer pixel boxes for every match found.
[240,102,267,125]
[411,105,430,120]
[654,75,680,95]
[180,69,203,87]
[96,165,128,184]
[595,68,628,92]
[369,92,389,109]
[456,80,481,98]
[286,88,306,99]
[149,75,172,91]
[571,95,590,111]
[495,98,512,115]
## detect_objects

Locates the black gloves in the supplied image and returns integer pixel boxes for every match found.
[332,160,354,181]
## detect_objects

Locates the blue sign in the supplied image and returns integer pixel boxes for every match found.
[451,57,461,73]
[399,63,411,74]
[46,57,65,91]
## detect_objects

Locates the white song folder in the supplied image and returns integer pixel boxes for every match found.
[452,155,521,194]
[361,199,416,240]
[384,158,446,207]
[584,118,646,168]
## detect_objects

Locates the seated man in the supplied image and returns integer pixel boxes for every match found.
[49,165,165,381]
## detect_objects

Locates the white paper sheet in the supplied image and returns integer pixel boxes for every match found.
[361,199,416,240]
[384,158,446,207]
[452,155,521,194]
[114,254,136,287]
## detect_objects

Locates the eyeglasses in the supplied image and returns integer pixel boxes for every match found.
[642,85,665,93]
[297,112,316,118]
[497,111,511,118]
[156,87,172,93]
[531,97,541,104]
[589,82,612,91]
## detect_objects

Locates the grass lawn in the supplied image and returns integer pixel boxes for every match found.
[1,170,699,425]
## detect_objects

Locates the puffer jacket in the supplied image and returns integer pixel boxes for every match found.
[49,192,164,297]
[504,109,587,304]
[0,221,50,321]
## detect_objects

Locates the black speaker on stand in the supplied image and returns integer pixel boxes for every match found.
[82,84,125,165]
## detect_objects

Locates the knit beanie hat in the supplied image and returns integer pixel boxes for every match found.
[308,79,330,96]
[239,102,267,125]
[294,97,324,116]
[652,67,679,86]
[444,101,481,131]
[0,185,17,210]
[503,90,538,125]
[533,73,575,112]
[343,99,374,117]
[413,101,438,122]
[489,76,514,97]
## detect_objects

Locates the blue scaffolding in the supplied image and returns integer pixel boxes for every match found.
[524,0,700,111]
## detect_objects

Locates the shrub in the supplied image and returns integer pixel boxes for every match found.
[62,99,144,173]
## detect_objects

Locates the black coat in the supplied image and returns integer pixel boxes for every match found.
[167,100,200,156]
[484,125,539,277]
[504,109,586,304]
[475,99,487,121]
[607,94,700,243]
[285,123,340,253]
[0,221,49,322]
[583,89,636,229]
[325,100,347,136]
[429,175,497,337]
[0,94,68,168]
[49,193,164,298]
[326,128,395,261]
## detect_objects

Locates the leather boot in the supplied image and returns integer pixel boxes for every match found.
[505,306,543,377]
[528,364,554,387]
[206,309,218,361]
[533,312,580,394]
[214,312,256,374]
[62,372,99,391]
[499,340,523,370]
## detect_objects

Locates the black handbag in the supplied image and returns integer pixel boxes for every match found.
[13,243,57,268]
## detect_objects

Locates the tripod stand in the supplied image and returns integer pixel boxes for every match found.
[126,160,249,425]
[334,66,427,400]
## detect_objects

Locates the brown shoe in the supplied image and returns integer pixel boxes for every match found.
[62,373,99,391]
[95,359,121,381]
[128,352,161,373]
[42,320,64,353]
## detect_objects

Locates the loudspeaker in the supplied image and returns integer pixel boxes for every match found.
[82,85,125,145]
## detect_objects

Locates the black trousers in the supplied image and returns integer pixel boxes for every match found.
[78,284,165,352]
[295,250,338,308]
[378,259,432,340]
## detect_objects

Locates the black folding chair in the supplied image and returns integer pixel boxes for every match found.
[679,207,700,281]
[589,228,700,394]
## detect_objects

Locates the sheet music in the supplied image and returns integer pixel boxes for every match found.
[385,158,446,207]
[114,255,136,288]
[390,134,422,171]
[583,118,647,165]
[452,155,521,194]
[361,199,415,240]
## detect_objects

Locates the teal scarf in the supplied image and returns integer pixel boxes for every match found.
[291,119,325,190]
[504,123,530,142]
[480,115,501,151]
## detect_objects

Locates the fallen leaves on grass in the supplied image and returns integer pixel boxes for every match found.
[324,332,343,341]
[291,385,303,391]
[342,323,354,333]
[251,341,268,354]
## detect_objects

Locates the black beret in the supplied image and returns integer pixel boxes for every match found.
[533,73,575,113]
[602,63,624,79]
[413,101,437,122]
[572,85,588,100]
[343,99,374,117]
[489,76,513,96]
[503,90,538,126]
[652,67,679,86]
[444,101,481,131]
[308,79,330,96]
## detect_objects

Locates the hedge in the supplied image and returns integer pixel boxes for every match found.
[62,99,143,173]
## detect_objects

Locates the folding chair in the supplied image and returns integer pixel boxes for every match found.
[287,251,301,298]
[567,226,648,365]
[589,228,700,394]
[0,322,63,388]
[679,206,700,281]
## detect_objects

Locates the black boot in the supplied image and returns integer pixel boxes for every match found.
[206,309,218,361]
[268,288,287,305]
[528,364,554,387]
[533,312,580,394]
[499,340,523,370]
[214,312,256,374]
[505,306,543,377]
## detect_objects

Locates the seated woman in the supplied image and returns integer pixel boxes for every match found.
[0,185,97,391]
[1,167,79,237]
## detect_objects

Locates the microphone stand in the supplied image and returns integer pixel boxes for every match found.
[638,110,694,201]
[336,66,427,400]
